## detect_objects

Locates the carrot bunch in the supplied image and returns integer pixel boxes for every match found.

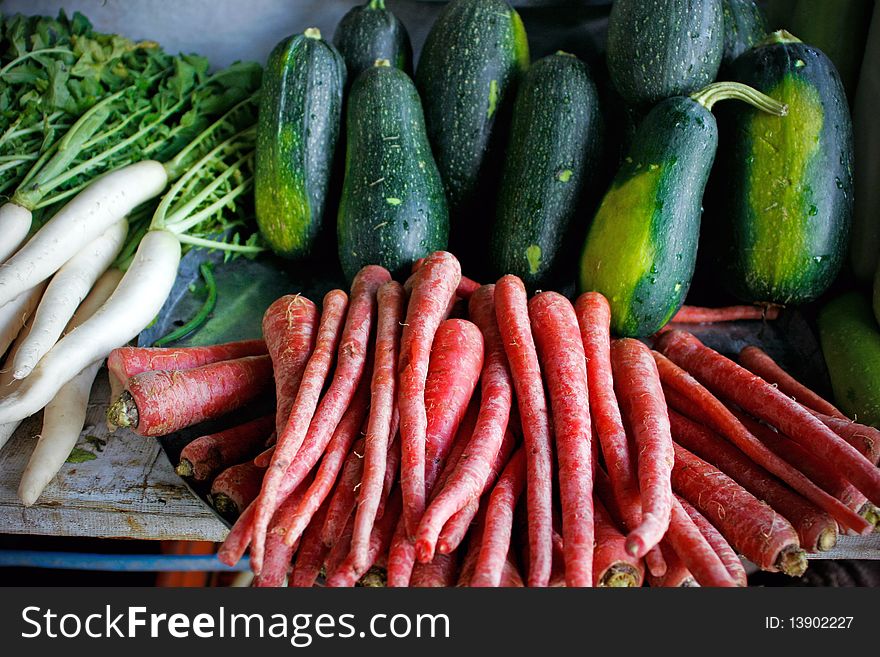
[110,251,879,587]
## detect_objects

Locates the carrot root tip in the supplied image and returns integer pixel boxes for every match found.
[817,528,838,552]
[598,564,641,588]
[777,546,808,577]
[175,459,194,478]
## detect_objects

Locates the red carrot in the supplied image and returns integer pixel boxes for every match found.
[262,294,320,436]
[530,291,594,587]
[671,442,806,575]
[575,292,659,573]
[387,518,416,587]
[107,339,268,402]
[107,355,273,436]
[376,430,401,519]
[677,495,747,587]
[653,348,871,534]
[321,436,367,548]
[177,414,274,481]
[495,274,553,587]
[730,409,873,527]
[471,447,526,587]
[325,512,356,578]
[398,251,462,538]
[738,345,846,419]
[666,497,738,587]
[210,460,266,520]
[809,412,880,465]
[669,408,838,552]
[610,339,674,559]
[282,368,372,547]
[657,330,880,509]
[252,477,310,588]
[436,428,516,556]
[647,541,697,588]
[351,280,405,569]
[253,444,275,469]
[410,553,459,587]
[251,289,349,574]
[455,506,486,587]
[593,499,645,587]
[670,305,780,324]
[415,284,513,562]
[326,488,403,587]
[289,499,331,588]
[411,256,479,300]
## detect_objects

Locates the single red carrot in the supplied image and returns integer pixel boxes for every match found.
[325,511,357,579]
[262,294,321,436]
[495,275,553,587]
[387,517,416,587]
[321,436,367,548]
[575,292,659,572]
[289,499,331,588]
[529,291,594,587]
[253,444,275,469]
[738,345,846,419]
[669,408,838,552]
[671,442,806,575]
[107,339,268,402]
[351,280,405,569]
[251,289,349,574]
[376,429,401,520]
[177,414,274,481]
[107,355,273,436]
[416,284,513,562]
[670,305,780,324]
[210,460,266,520]
[252,476,310,588]
[410,553,459,587]
[666,497,738,587]
[326,488,403,587]
[282,369,372,548]
[657,330,880,509]
[410,256,479,300]
[653,348,870,533]
[471,447,526,587]
[676,495,747,587]
[729,408,873,528]
[809,412,880,465]
[593,499,645,587]
[610,338,674,559]
[647,541,697,588]
[398,251,462,538]
[436,428,516,556]
[455,506,486,587]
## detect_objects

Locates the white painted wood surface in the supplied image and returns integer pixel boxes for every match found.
[0,373,228,541]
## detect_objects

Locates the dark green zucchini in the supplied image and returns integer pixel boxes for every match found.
[714,31,853,305]
[333,0,412,80]
[721,0,767,69]
[255,28,346,259]
[607,0,724,107]
[490,52,602,288]
[337,60,448,281]
[415,0,529,215]
[579,82,787,337]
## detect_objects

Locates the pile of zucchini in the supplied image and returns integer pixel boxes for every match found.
[251,0,866,342]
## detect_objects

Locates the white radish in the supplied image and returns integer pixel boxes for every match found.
[0,314,32,452]
[0,421,20,453]
[12,219,128,380]
[0,160,167,309]
[0,229,181,425]
[16,267,122,504]
[0,203,32,265]
[0,282,47,359]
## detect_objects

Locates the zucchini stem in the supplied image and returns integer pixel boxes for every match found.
[368,0,386,9]
[690,81,788,116]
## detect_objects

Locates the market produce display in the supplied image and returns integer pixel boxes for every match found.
[2,0,879,588]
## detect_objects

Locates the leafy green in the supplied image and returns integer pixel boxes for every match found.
[66,447,96,463]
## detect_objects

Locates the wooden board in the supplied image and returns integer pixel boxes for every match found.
[0,374,228,542]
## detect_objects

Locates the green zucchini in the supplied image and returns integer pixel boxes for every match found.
[579,82,786,337]
[721,0,767,69]
[818,292,880,427]
[337,60,448,281]
[415,0,529,215]
[333,0,412,81]
[490,52,602,289]
[714,31,853,305]
[255,28,346,259]
[607,0,724,107]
